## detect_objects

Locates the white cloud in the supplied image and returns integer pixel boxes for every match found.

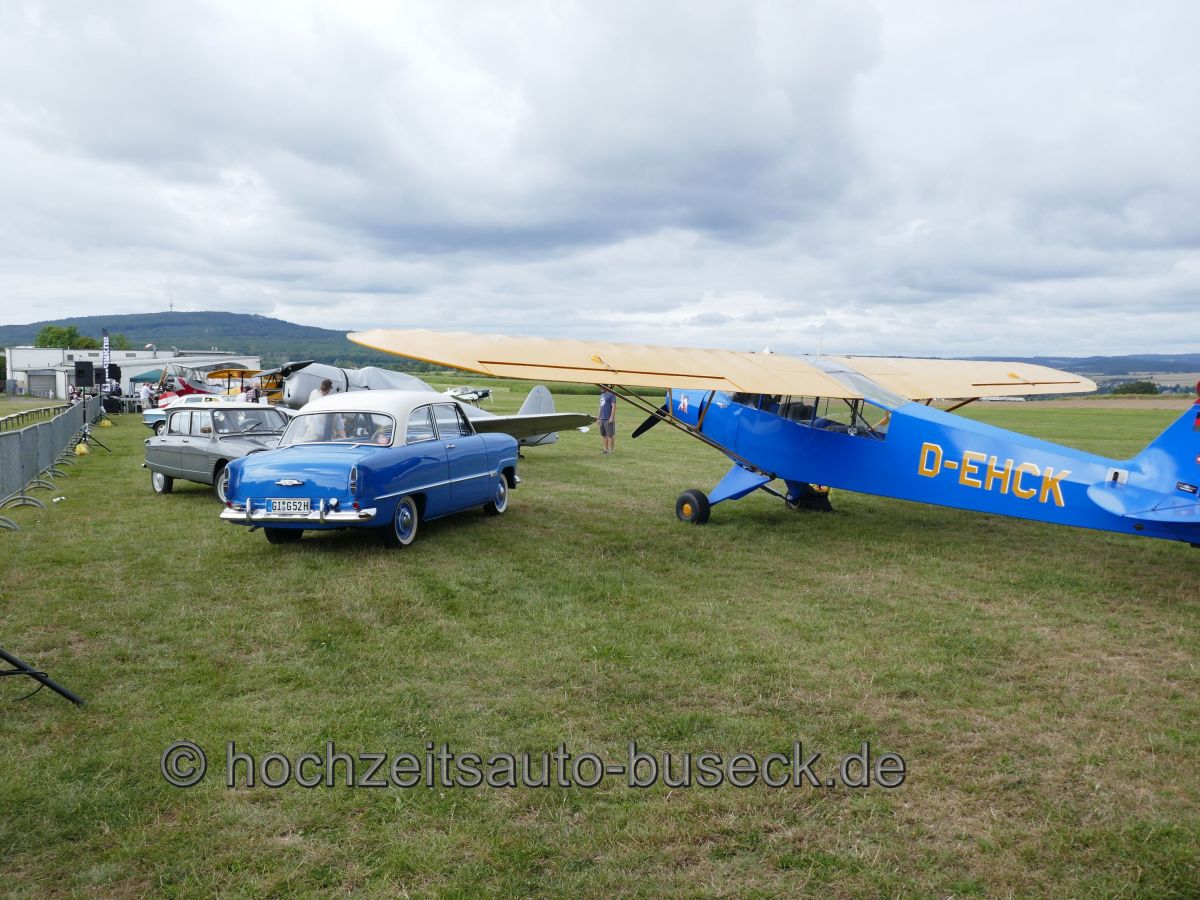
[0,0,1196,356]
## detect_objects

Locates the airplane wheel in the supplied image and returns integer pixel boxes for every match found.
[151,470,173,494]
[387,495,420,547]
[786,484,833,512]
[484,477,508,516]
[264,527,302,544]
[676,489,710,524]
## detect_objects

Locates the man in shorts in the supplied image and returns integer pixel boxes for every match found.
[599,387,616,454]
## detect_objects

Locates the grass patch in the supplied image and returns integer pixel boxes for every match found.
[0,395,65,418]
[1,399,1197,896]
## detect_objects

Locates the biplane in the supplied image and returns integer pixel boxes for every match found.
[207,367,262,395]
[154,362,225,405]
[348,328,1200,548]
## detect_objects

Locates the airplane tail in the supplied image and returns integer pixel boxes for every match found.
[1129,403,1200,487]
[517,385,559,446]
[1086,403,1200,536]
[518,385,555,416]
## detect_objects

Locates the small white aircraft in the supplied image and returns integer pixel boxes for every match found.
[273,361,590,447]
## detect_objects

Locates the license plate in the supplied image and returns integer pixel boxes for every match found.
[268,498,311,513]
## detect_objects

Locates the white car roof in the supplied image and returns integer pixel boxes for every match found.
[165,399,291,414]
[209,402,293,413]
[164,394,238,408]
[299,389,463,421]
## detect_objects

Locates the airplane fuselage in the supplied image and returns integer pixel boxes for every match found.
[668,390,1200,545]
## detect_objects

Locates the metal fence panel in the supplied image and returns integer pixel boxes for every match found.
[52,415,68,458]
[35,422,54,474]
[0,432,20,499]
[1,401,100,519]
[19,427,37,489]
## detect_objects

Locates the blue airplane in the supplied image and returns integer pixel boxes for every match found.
[348,329,1200,548]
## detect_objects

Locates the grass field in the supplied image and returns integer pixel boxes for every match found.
[1,396,1197,896]
[0,395,65,418]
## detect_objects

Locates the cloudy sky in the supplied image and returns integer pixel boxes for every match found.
[1,0,1197,356]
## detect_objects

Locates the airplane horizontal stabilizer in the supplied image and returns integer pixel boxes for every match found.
[471,412,595,441]
[1087,482,1200,521]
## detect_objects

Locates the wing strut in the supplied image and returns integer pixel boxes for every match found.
[606,385,775,479]
[944,397,979,412]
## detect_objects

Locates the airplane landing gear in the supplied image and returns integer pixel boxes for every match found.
[785,483,833,512]
[675,489,711,524]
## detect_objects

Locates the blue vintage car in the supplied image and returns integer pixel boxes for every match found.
[220,390,520,547]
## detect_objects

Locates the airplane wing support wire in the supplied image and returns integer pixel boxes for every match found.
[604,384,776,480]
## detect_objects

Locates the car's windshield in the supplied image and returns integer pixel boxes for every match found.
[211,408,290,435]
[279,411,395,447]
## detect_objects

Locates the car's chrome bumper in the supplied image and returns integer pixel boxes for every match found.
[220,501,377,525]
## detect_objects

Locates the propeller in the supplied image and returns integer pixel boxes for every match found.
[631,404,669,439]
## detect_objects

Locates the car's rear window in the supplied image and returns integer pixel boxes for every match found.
[280,412,395,447]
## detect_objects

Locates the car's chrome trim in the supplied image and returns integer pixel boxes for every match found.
[221,503,377,524]
[374,469,495,502]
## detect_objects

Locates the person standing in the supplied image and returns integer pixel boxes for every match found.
[308,378,333,404]
[598,386,616,454]
[138,382,151,411]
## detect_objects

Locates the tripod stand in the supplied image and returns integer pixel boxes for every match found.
[0,646,85,705]
[79,419,111,453]
[93,388,118,428]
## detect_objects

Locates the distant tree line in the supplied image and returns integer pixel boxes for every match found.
[34,325,131,350]
[1112,380,1159,395]
[23,319,454,372]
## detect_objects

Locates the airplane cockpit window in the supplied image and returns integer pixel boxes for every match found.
[727,391,888,440]
[779,398,815,422]
[775,395,889,440]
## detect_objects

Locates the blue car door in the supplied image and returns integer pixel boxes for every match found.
[432,403,489,508]
[402,405,452,518]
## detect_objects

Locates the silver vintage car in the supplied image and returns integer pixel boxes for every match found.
[143,402,294,502]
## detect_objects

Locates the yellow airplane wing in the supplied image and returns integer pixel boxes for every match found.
[349,328,862,398]
[206,368,262,381]
[348,328,1095,401]
[830,357,1096,399]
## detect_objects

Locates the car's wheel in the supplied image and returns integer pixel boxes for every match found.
[675,488,710,524]
[484,476,509,516]
[212,463,229,503]
[264,527,302,544]
[387,495,420,548]
[153,421,165,435]
[151,470,173,494]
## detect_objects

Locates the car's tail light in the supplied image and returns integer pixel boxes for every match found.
[349,465,358,495]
